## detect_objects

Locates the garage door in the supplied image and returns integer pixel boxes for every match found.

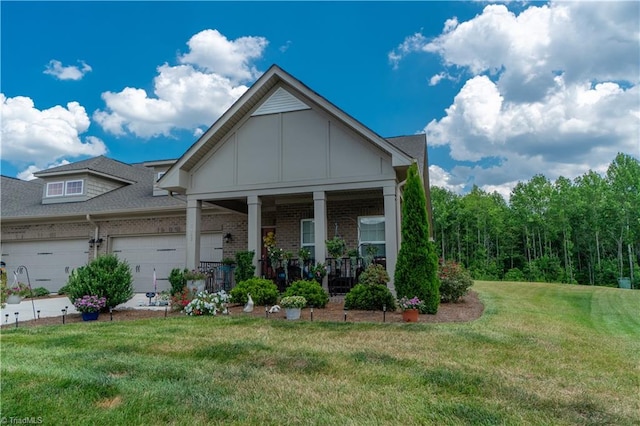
[111,234,222,293]
[1,240,89,292]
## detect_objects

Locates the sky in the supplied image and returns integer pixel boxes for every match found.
[1,1,639,200]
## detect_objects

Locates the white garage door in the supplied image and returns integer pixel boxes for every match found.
[111,234,222,293]
[1,240,88,292]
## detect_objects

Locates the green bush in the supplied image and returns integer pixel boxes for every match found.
[234,250,256,283]
[168,268,187,296]
[344,283,396,311]
[439,261,474,303]
[31,287,50,298]
[230,278,278,305]
[504,268,526,282]
[64,254,134,309]
[282,280,329,308]
[358,264,389,286]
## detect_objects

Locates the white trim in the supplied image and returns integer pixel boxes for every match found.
[358,215,386,256]
[301,219,315,258]
[65,179,84,195]
[46,181,64,197]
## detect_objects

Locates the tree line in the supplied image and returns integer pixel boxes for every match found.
[431,153,640,287]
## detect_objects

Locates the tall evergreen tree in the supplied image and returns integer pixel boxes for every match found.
[394,163,440,313]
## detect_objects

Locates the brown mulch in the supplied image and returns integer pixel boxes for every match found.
[2,291,483,329]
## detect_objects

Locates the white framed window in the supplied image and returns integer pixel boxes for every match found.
[359,216,385,257]
[46,182,64,197]
[156,172,165,181]
[65,180,84,195]
[301,219,315,259]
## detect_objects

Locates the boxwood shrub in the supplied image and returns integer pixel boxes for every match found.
[230,278,279,306]
[344,283,396,311]
[282,279,329,308]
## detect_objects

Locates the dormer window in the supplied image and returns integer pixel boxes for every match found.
[45,179,84,198]
[46,182,64,197]
[65,180,84,195]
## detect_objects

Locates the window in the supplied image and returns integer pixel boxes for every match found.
[45,179,84,198]
[65,180,84,195]
[156,172,165,181]
[301,219,315,259]
[46,182,64,197]
[359,216,385,257]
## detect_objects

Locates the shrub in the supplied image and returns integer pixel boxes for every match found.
[184,290,230,316]
[0,271,7,307]
[344,283,397,311]
[439,260,473,303]
[171,286,195,311]
[358,264,389,286]
[282,280,329,308]
[31,287,50,298]
[64,254,133,309]
[168,268,187,296]
[394,163,440,314]
[230,277,278,305]
[234,250,256,283]
[504,268,526,282]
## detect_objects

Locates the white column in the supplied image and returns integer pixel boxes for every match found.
[384,185,398,294]
[247,195,262,276]
[186,199,202,270]
[313,191,327,288]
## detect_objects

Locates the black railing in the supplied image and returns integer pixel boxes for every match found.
[259,258,315,292]
[325,256,386,295]
[200,261,236,293]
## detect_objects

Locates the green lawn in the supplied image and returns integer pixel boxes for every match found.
[1,281,638,425]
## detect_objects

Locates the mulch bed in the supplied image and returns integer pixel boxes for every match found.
[2,291,483,329]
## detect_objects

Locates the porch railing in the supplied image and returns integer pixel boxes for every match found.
[199,261,236,293]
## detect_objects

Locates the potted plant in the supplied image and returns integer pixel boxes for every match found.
[398,296,424,322]
[73,295,107,321]
[309,262,327,283]
[184,269,207,293]
[6,282,28,304]
[279,295,307,320]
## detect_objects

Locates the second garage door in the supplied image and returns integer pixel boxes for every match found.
[111,234,222,293]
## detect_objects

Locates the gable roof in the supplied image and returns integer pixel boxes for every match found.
[159,64,414,192]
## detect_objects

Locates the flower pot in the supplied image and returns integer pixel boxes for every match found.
[402,309,419,323]
[81,312,99,321]
[285,308,301,320]
[6,295,22,304]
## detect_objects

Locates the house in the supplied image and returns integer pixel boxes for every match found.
[1,65,432,294]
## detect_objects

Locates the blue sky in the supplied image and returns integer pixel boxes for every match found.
[2,1,638,199]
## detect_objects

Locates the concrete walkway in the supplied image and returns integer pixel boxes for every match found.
[1,293,168,324]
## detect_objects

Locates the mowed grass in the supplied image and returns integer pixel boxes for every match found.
[1,281,638,425]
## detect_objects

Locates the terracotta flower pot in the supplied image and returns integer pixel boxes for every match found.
[402,308,419,322]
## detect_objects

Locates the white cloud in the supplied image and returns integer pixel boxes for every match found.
[17,160,70,181]
[1,94,107,177]
[44,60,92,81]
[179,29,267,83]
[393,1,639,196]
[95,29,266,138]
[428,164,465,194]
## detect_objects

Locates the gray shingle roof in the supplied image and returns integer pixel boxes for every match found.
[2,158,187,220]
[386,134,427,175]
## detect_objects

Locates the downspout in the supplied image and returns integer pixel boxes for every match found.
[86,214,99,260]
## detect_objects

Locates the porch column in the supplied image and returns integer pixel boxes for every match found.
[313,191,327,287]
[186,199,202,270]
[247,195,262,276]
[383,185,398,294]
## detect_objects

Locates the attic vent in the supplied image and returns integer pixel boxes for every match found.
[252,87,310,116]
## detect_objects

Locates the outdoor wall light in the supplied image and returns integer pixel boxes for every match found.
[89,238,104,248]
[224,233,233,244]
